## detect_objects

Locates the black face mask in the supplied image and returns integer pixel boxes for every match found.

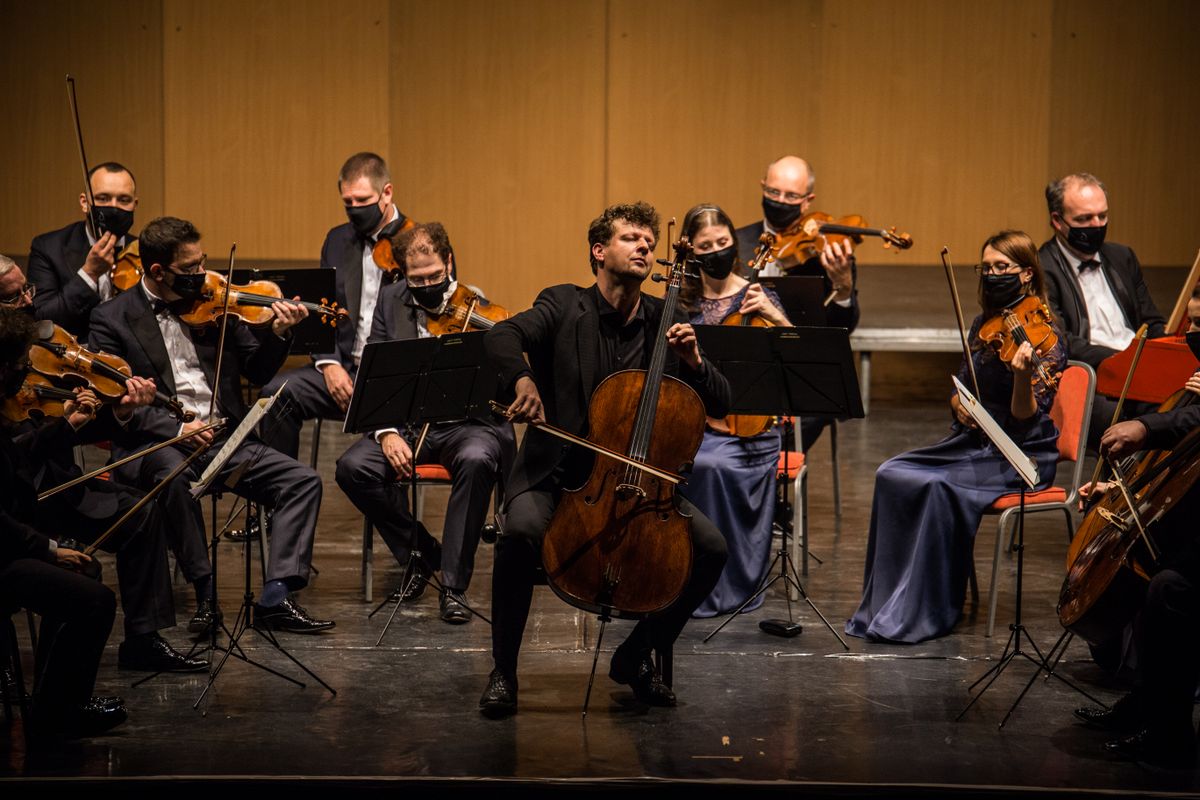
[346,203,384,238]
[92,205,134,240]
[410,276,451,310]
[694,245,737,280]
[762,196,805,230]
[1187,330,1200,362]
[1060,221,1107,256]
[981,273,1026,310]
[167,269,206,301]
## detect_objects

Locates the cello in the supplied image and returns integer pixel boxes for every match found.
[539,234,705,618]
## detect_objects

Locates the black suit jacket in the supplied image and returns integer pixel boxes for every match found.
[1038,238,1166,367]
[28,220,131,340]
[1141,371,1200,450]
[0,426,55,568]
[87,284,291,452]
[734,220,860,331]
[484,283,731,498]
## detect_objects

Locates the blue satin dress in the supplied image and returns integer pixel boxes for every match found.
[845,314,1067,643]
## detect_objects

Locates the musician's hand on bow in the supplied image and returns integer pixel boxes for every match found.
[951,392,978,429]
[1099,420,1148,460]
[506,376,545,425]
[115,376,157,420]
[739,285,789,326]
[666,322,702,370]
[1077,479,1114,511]
[1185,372,1200,398]
[379,431,414,480]
[181,417,215,449]
[64,387,100,430]
[819,239,853,301]
[320,363,354,412]
[55,547,94,572]
[83,232,118,281]
[270,297,309,337]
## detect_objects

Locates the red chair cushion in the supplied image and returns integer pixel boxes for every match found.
[1050,364,1089,463]
[776,451,805,479]
[414,464,452,482]
[986,486,1068,511]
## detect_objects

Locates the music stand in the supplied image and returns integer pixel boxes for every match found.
[694,325,863,649]
[234,268,336,355]
[757,276,827,327]
[344,331,498,642]
[951,377,1104,728]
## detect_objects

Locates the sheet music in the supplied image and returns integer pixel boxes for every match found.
[189,389,282,498]
[952,375,1039,489]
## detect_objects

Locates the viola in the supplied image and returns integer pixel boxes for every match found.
[976,295,1061,389]
[176,271,346,328]
[539,235,704,617]
[424,284,510,336]
[111,239,143,292]
[1,372,80,423]
[770,211,913,268]
[371,216,417,275]
[29,322,193,422]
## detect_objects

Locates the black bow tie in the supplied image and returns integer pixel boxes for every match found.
[151,298,190,316]
[1077,259,1100,272]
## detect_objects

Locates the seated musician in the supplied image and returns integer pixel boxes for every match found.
[28,162,139,340]
[3,257,204,672]
[677,204,791,618]
[478,202,731,718]
[261,152,414,459]
[1038,172,1166,448]
[88,216,334,634]
[335,222,513,623]
[846,230,1066,643]
[734,155,857,451]
[1072,305,1200,768]
[0,308,126,743]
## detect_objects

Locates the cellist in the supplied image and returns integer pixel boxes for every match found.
[1072,291,1200,768]
[479,202,730,718]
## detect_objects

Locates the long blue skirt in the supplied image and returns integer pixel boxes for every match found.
[845,418,1059,643]
[681,428,781,618]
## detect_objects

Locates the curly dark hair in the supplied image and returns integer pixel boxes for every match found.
[587,202,660,274]
[391,221,454,275]
[0,308,37,388]
[140,216,201,272]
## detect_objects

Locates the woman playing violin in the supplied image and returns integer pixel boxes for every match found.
[846,230,1067,643]
[677,204,790,617]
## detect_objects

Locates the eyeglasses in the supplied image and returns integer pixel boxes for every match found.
[763,187,811,204]
[974,262,1025,276]
[170,254,208,274]
[0,283,36,306]
[407,270,448,289]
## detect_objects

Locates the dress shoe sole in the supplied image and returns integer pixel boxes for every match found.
[118,658,208,673]
[187,616,222,635]
[479,700,517,719]
[255,620,336,634]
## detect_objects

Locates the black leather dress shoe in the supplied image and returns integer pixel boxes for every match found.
[1075,693,1144,733]
[254,596,335,634]
[1105,727,1198,768]
[118,633,208,672]
[393,556,433,603]
[479,669,518,718]
[609,646,676,707]
[74,697,129,736]
[187,599,223,635]
[440,589,471,624]
[28,698,128,743]
[89,695,125,711]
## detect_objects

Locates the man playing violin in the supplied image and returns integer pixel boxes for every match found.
[89,216,334,635]
[478,202,731,718]
[335,222,513,623]
[261,151,414,459]
[1038,172,1167,448]
[28,162,139,340]
[1072,303,1200,768]
[734,155,859,450]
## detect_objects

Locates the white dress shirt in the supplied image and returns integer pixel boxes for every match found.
[77,227,121,301]
[1056,240,1135,351]
[141,279,214,426]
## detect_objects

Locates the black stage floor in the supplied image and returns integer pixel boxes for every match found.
[3,402,1199,797]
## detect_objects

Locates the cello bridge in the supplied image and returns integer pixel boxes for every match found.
[615,482,647,500]
[1097,506,1129,532]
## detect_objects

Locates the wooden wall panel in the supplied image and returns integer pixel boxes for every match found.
[606,0,824,252]
[813,1,1053,266]
[162,0,390,261]
[1049,0,1200,267]
[389,0,607,312]
[0,1,164,254]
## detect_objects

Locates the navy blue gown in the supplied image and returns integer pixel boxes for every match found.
[684,285,784,617]
[845,314,1067,643]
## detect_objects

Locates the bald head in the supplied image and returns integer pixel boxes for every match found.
[763,156,815,196]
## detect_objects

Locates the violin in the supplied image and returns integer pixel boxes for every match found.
[371,216,416,275]
[539,234,703,617]
[29,322,193,422]
[176,271,346,328]
[424,284,510,336]
[709,234,774,438]
[770,211,913,268]
[1,372,79,422]
[111,239,143,292]
[976,295,1061,389]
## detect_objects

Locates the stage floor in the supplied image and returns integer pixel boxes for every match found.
[3,402,1198,797]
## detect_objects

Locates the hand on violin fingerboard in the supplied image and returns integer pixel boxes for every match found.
[819,240,854,300]
[64,387,100,429]
[270,297,309,336]
[114,376,158,420]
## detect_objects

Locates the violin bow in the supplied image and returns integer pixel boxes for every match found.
[940,247,981,400]
[65,75,102,240]
[207,243,238,425]
[1084,323,1150,500]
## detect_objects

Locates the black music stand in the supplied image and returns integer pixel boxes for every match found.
[694,325,863,649]
[344,331,497,642]
[234,268,336,355]
[757,276,827,327]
